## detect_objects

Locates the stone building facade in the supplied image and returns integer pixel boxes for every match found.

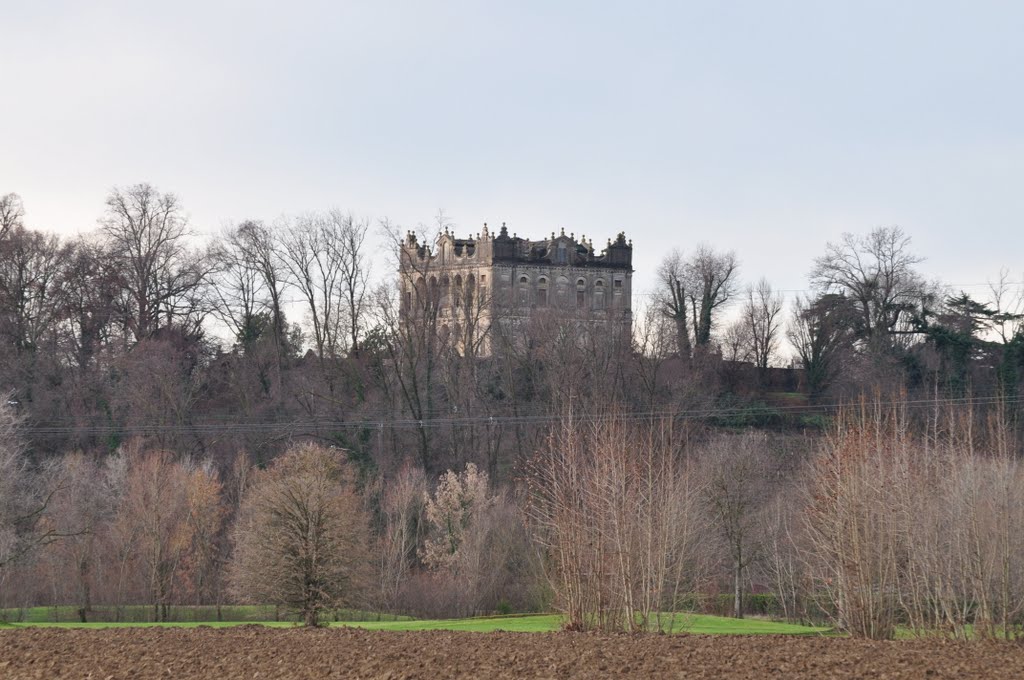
[399,223,632,355]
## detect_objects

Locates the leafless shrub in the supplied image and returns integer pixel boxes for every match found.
[802,398,1024,640]
[418,463,536,617]
[802,401,907,639]
[376,462,427,612]
[699,432,773,619]
[229,442,371,626]
[528,413,710,632]
[112,444,224,622]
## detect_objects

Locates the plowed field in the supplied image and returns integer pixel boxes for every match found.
[2,626,1023,678]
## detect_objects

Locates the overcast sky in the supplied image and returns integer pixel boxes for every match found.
[3,0,1023,304]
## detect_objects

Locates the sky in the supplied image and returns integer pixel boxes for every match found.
[3,0,1023,308]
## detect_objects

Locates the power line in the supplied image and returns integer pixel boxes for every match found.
[23,393,1024,437]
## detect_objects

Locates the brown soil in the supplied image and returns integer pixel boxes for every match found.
[2,627,1023,679]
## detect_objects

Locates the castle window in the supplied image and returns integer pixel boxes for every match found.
[556,243,567,264]
[441,276,451,306]
[614,278,623,288]
[594,280,605,309]
[576,278,586,308]
[415,277,426,307]
[518,275,530,305]
[536,277,548,307]
[556,276,569,304]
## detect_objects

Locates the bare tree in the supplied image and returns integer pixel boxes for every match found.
[0,193,24,240]
[375,462,426,612]
[810,226,926,353]
[277,212,346,360]
[988,268,1024,344]
[528,412,709,632]
[113,445,220,622]
[210,224,265,348]
[700,433,772,619]
[54,238,121,371]
[741,278,784,376]
[0,225,69,354]
[758,488,811,624]
[229,442,371,626]
[330,211,372,354]
[235,220,291,351]
[788,293,858,399]
[369,216,449,471]
[657,249,692,358]
[0,396,83,590]
[0,395,35,571]
[802,401,906,639]
[100,184,212,342]
[656,245,738,355]
[633,299,677,407]
[42,453,114,621]
[686,244,739,348]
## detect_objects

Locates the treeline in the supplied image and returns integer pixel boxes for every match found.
[532,400,1024,639]
[3,396,1023,639]
[2,185,1022,478]
[2,184,1024,636]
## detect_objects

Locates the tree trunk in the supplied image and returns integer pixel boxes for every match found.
[733,558,743,619]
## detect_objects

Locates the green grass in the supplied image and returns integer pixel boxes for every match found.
[1,613,831,635]
[0,605,410,625]
[343,613,829,635]
[342,614,563,633]
[6,621,299,629]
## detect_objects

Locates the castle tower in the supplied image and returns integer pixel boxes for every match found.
[399,224,633,356]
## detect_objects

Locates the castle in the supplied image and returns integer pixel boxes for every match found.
[399,223,633,355]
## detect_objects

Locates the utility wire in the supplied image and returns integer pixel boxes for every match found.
[23,393,1024,437]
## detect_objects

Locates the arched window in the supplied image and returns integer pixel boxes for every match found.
[518,275,530,305]
[594,279,605,309]
[536,277,548,307]
[556,242,568,264]
[576,278,586,308]
[556,276,569,305]
[440,276,450,309]
[464,274,475,308]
